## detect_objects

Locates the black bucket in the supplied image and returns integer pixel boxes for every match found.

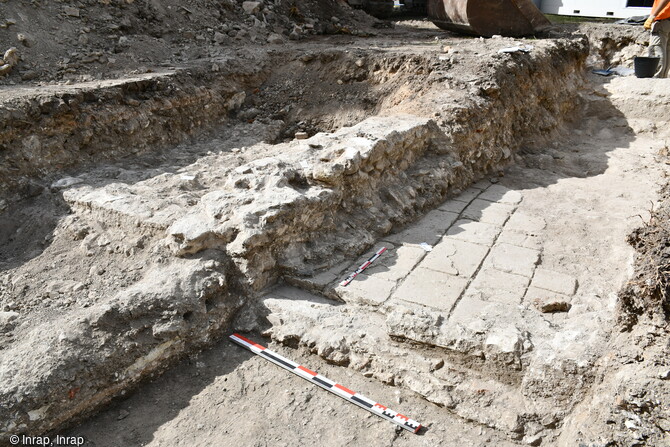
[634,56,660,78]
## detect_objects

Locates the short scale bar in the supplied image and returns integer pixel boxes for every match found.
[340,247,387,287]
[229,333,422,434]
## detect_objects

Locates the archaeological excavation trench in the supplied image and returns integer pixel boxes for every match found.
[1,30,669,446]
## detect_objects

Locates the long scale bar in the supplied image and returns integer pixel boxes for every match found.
[229,333,422,434]
[339,247,387,287]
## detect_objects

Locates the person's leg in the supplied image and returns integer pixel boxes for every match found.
[652,19,670,78]
[649,21,663,59]
[662,20,670,78]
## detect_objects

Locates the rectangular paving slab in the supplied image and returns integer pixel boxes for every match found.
[464,268,530,305]
[392,267,468,311]
[484,242,540,278]
[478,185,523,205]
[421,238,489,279]
[451,187,483,203]
[384,209,460,246]
[438,198,470,214]
[446,219,501,246]
[496,228,543,250]
[530,268,578,296]
[461,199,516,226]
[363,244,427,282]
[334,274,396,307]
[505,211,547,234]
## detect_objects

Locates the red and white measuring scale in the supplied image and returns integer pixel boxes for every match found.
[340,247,388,287]
[230,333,422,434]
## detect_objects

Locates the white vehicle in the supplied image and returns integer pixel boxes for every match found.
[535,0,653,19]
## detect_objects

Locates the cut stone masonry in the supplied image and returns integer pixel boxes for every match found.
[262,182,591,441]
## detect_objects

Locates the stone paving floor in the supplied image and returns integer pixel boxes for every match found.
[332,182,577,317]
[263,149,660,437]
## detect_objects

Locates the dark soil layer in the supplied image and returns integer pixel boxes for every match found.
[620,183,670,328]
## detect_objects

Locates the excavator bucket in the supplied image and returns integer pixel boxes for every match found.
[428,0,552,37]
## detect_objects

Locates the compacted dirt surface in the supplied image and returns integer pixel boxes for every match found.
[1,2,670,447]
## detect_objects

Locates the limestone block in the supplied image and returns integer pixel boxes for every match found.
[471,180,493,190]
[421,238,489,278]
[448,295,491,330]
[479,185,523,205]
[335,275,395,306]
[485,242,540,277]
[497,228,543,250]
[392,267,468,311]
[438,198,469,214]
[363,244,426,282]
[505,211,547,234]
[531,269,578,296]
[386,303,439,336]
[447,219,500,246]
[385,303,481,355]
[452,187,482,203]
[465,268,530,305]
[461,198,515,226]
[385,210,459,245]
